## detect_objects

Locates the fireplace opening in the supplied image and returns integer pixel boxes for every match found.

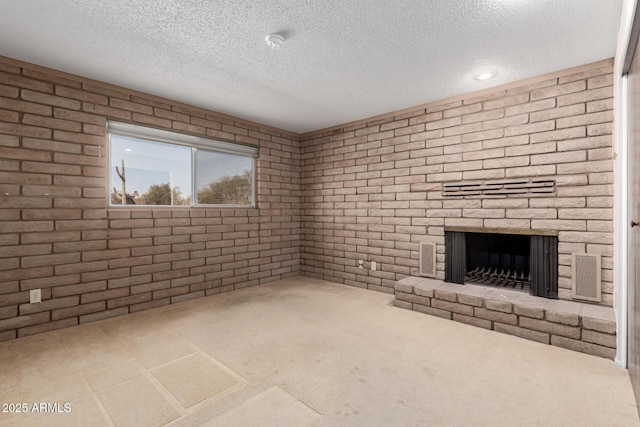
[465,233,530,292]
[445,228,558,299]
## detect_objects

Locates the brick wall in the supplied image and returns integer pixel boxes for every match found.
[0,56,616,341]
[0,57,301,340]
[299,60,614,305]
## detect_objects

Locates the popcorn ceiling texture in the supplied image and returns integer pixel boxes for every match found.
[0,1,623,132]
[0,57,614,341]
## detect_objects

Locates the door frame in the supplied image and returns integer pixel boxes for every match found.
[616,72,629,368]
[614,0,640,368]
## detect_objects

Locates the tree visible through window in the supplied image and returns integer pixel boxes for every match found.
[195,149,253,205]
[108,122,257,207]
[197,172,252,204]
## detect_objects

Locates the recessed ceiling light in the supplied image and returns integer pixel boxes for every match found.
[124,148,132,152]
[474,71,498,81]
[265,34,285,49]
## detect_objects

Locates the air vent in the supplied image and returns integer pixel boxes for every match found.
[442,178,555,197]
[571,253,601,302]
[419,242,437,277]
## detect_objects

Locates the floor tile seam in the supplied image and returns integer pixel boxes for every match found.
[164,380,276,425]
[8,373,94,423]
[123,329,201,370]
[167,346,250,401]
[203,386,324,426]
[74,372,114,427]
[288,390,323,417]
[25,372,92,404]
[145,350,199,371]
[145,349,247,416]
[146,330,251,414]
[166,329,204,355]
[182,380,248,415]
[96,320,167,346]
[92,373,183,425]
[83,358,145,394]
[134,347,196,369]
[168,329,251,384]
[82,357,138,383]
[89,392,116,427]
[139,367,188,417]
[105,327,172,349]
[79,331,239,413]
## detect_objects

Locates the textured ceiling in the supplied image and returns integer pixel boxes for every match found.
[0,0,624,134]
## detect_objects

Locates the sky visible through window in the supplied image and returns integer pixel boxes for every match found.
[110,135,191,199]
[110,135,252,204]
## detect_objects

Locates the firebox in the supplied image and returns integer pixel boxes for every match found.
[444,227,558,299]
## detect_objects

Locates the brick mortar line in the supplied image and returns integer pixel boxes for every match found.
[395,289,616,357]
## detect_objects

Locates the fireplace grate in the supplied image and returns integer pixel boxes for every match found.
[465,267,530,291]
[445,229,557,299]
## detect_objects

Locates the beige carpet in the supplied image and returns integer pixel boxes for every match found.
[0,276,638,426]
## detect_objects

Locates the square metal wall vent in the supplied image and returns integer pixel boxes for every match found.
[571,253,601,302]
[419,242,436,277]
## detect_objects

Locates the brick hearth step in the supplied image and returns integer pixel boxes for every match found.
[394,277,616,359]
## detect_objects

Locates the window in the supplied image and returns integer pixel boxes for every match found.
[108,121,257,207]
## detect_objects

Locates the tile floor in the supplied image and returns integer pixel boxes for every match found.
[0,276,638,426]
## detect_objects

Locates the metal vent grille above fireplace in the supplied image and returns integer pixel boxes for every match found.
[442,178,555,197]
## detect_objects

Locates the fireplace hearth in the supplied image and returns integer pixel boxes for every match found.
[445,227,558,299]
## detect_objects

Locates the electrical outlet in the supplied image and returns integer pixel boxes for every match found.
[371,261,377,271]
[30,289,41,304]
[358,260,364,269]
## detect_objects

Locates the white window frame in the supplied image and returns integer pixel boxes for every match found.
[107,121,258,208]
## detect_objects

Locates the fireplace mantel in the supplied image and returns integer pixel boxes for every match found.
[443,226,558,237]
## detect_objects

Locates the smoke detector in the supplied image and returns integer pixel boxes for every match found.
[265,34,285,49]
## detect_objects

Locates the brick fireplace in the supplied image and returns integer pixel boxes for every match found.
[301,59,614,309]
